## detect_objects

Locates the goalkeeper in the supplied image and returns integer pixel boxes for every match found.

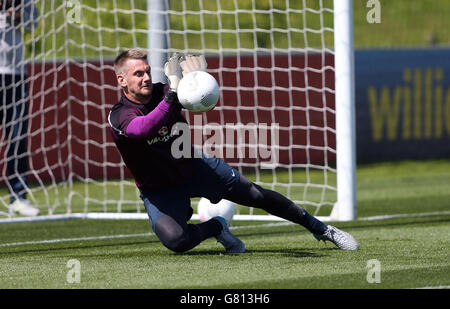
[108,49,359,253]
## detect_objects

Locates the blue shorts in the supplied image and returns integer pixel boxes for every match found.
[140,154,240,229]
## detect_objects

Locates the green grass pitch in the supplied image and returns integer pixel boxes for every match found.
[0,160,449,289]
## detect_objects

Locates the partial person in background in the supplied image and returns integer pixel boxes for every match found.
[0,0,39,216]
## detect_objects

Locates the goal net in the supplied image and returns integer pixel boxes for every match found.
[0,0,355,222]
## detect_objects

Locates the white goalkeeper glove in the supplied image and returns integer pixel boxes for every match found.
[179,54,208,76]
[164,53,184,92]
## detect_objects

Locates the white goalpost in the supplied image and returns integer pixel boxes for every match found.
[0,0,355,223]
[332,0,356,221]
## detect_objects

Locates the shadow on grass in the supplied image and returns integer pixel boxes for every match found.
[181,247,328,258]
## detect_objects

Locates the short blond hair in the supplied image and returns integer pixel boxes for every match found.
[114,49,148,75]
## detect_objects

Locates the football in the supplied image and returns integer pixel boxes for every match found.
[197,197,236,225]
[177,71,220,113]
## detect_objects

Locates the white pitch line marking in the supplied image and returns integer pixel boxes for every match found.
[0,222,292,248]
[1,210,449,248]
[0,232,155,248]
[414,285,450,289]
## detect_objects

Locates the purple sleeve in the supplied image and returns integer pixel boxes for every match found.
[125,100,172,139]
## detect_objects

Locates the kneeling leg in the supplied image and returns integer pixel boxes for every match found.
[153,214,222,253]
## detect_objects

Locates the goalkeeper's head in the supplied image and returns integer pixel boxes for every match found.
[114,49,153,104]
